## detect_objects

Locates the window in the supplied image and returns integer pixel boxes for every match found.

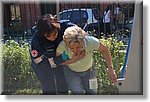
[70,10,88,27]
[70,10,87,22]
[10,4,22,30]
[10,4,21,21]
[59,11,71,20]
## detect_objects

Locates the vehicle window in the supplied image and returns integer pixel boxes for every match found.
[81,11,88,21]
[70,10,88,26]
[59,11,71,20]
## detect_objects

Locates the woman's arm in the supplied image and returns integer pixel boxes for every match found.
[97,42,113,67]
[97,42,117,83]
[56,50,85,65]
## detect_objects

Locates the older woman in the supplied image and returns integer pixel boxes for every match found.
[56,26,117,95]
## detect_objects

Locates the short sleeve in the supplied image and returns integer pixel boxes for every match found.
[88,36,100,50]
[56,41,66,54]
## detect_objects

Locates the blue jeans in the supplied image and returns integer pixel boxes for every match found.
[31,58,68,95]
[64,66,97,95]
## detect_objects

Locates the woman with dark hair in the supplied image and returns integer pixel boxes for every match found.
[30,14,75,95]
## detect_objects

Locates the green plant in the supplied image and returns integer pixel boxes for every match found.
[93,37,126,94]
[1,38,126,95]
[2,40,40,94]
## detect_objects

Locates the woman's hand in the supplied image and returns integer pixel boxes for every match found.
[108,66,118,83]
[61,50,85,65]
[71,50,85,61]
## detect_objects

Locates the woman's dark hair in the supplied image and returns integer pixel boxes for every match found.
[36,14,58,37]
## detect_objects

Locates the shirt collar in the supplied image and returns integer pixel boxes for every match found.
[83,39,87,49]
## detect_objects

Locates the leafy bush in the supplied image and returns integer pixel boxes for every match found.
[93,37,126,94]
[1,38,126,95]
[1,40,40,94]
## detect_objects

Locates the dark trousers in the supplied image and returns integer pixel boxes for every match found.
[103,23,111,37]
[31,58,68,95]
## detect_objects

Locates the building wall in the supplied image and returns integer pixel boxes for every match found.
[20,2,41,29]
[3,2,109,29]
[3,2,41,29]
[4,1,134,30]
[3,4,11,28]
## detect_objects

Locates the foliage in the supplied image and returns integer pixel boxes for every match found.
[1,38,126,95]
[93,37,126,94]
[1,40,40,94]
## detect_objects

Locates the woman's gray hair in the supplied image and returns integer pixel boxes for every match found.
[63,26,87,46]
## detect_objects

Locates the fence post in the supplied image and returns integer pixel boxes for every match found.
[56,0,60,19]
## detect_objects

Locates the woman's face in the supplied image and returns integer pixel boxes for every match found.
[45,30,58,41]
[69,41,83,55]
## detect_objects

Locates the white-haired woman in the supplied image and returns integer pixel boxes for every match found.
[56,26,117,95]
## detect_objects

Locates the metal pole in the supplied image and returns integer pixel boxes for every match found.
[115,1,143,94]
[56,0,59,19]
